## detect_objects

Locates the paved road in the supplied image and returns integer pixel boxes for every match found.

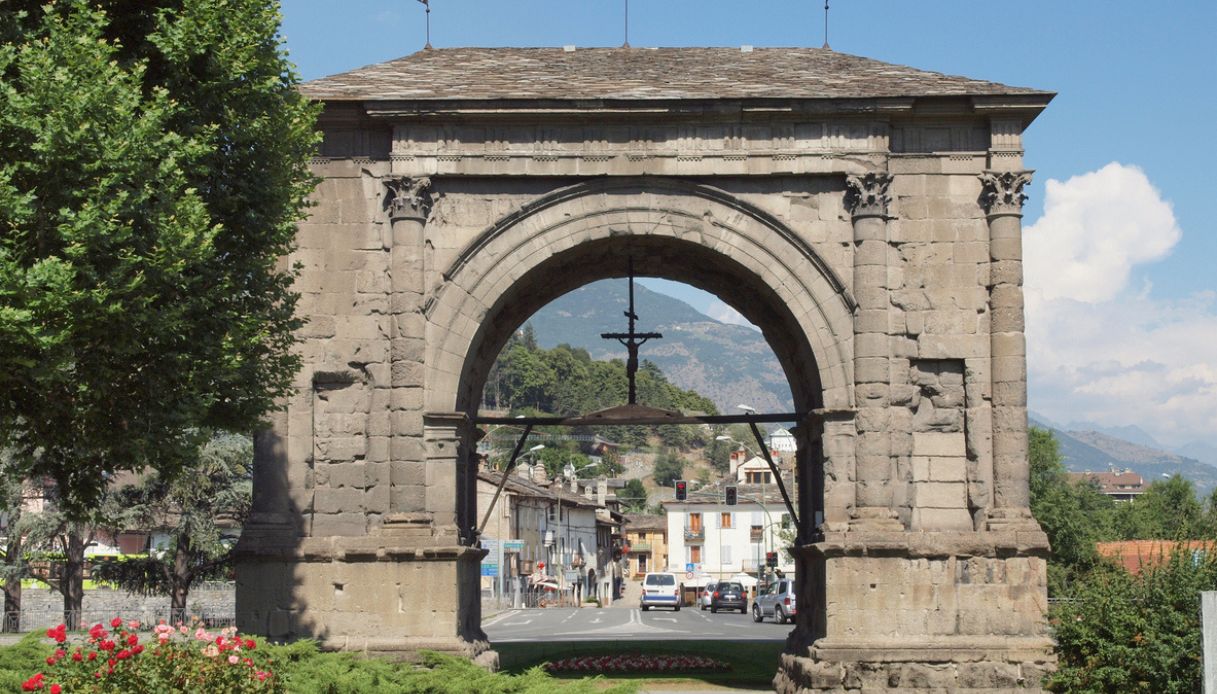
[484,605,791,642]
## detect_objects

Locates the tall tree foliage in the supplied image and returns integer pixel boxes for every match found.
[0,0,318,513]
[483,328,718,449]
[94,432,253,618]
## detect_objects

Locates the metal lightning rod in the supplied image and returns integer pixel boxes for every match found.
[417,0,432,50]
[623,0,630,48]
[822,0,831,50]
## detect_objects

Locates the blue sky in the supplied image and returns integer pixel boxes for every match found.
[280,1,1217,449]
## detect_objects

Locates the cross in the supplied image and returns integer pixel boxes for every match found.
[601,257,661,405]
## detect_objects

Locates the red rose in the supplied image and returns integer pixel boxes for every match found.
[50,686,61,694]
[110,617,123,629]
[132,645,144,655]
[87,652,97,661]
[71,652,82,662]
[116,649,131,660]
[246,639,256,650]
[127,634,138,646]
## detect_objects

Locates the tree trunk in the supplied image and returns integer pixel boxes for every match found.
[61,531,85,630]
[170,537,193,624]
[3,534,21,633]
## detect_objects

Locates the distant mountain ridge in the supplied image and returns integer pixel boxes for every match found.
[527,280,794,415]
[1030,416,1217,495]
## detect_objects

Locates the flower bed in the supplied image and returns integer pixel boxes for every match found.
[544,653,731,674]
[21,616,280,693]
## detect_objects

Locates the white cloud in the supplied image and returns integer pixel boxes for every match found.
[1025,163,1217,448]
[706,300,760,331]
[1025,162,1179,303]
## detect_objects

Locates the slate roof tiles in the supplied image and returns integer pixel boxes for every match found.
[300,47,1048,102]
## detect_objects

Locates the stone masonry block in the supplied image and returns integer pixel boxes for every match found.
[912,481,966,508]
[913,431,966,457]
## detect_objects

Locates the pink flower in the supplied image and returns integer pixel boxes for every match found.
[228,654,240,665]
[157,633,169,644]
[179,625,188,634]
[194,627,208,641]
[127,620,140,630]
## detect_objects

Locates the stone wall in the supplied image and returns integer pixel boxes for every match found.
[13,586,234,631]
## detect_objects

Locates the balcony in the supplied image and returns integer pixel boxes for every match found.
[684,528,704,543]
[750,528,764,543]
[631,542,652,553]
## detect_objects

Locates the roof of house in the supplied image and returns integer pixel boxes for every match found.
[300,47,1050,103]
[1096,540,1215,575]
[1068,470,1146,494]
[624,514,667,532]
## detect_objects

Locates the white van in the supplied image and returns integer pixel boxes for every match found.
[640,572,682,611]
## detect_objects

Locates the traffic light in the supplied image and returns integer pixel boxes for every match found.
[766,551,778,568]
[674,480,688,501]
[725,486,737,506]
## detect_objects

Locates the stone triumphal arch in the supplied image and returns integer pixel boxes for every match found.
[235,47,1057,690]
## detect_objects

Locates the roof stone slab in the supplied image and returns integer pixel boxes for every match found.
[301,47,1050,103]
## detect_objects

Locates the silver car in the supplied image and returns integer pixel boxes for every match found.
[699,581,719,610]
[752,577,797,624]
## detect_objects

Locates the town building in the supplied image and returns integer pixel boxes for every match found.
[767,427,797,453]
[1068,469,1146,502]
[665,484,796,583]
[622,514,667,577]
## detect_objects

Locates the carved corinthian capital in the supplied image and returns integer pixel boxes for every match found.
[384,176,433,222]
[978,170,1033,217]
[844,172,893,219]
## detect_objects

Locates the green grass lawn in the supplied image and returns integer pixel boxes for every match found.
[497,639,785,690]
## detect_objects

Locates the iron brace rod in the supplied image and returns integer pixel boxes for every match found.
[474,424,534,545]
[748,420,801,543]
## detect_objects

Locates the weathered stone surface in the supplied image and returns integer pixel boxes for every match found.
[239,47,1052,691]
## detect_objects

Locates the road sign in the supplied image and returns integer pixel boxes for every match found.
[503,539,526,552]
[685,562,694,573]
[480,563,498,577]
[685,571,694,579]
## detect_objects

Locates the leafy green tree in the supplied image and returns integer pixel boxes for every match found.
[93,432,252,619]
[0,0,317,513]
[653,452,684,487]
[620,479,648,513]
[1028,427,1118,593]
[1115,475,1202,540]
[1049,550,1217,693]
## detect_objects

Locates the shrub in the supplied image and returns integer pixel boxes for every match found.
[22,617,279,693]
[1049,548,1217,693]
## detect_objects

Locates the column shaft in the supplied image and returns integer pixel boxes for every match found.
[845,173,903,530]
[385,177,432,514]
[979,170,1037,528]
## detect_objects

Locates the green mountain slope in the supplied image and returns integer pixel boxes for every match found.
[526,280,794,414]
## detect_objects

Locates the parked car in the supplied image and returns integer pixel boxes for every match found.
[640,572,682,611]
[699,581,719,610]
[709,581,747,614]
[753,577,797,623]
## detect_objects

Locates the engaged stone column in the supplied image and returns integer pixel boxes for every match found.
[979,170,1037,529]
[384,177,431,514]
[845,173,903,531]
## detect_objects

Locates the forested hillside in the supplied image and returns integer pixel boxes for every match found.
[482,326,717,449]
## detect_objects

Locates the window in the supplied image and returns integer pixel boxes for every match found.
[689,513,702,532]
[720,512,733,529]
[722,545,732,563]
[745,471,772,484]
[750,525,764,543]
[780,513,791,529]
[691,546,702,563]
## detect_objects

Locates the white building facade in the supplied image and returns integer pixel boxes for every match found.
[665,497,796,581]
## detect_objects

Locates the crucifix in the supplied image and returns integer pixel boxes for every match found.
[600,257,662,405]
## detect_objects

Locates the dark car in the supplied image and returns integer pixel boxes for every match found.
[709,581,747,613]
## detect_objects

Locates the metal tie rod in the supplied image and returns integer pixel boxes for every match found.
[474,424,534,545]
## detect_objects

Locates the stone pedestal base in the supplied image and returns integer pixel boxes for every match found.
[235,531,495,668]
[775,637,1055,692]
[777,530,1054,692]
